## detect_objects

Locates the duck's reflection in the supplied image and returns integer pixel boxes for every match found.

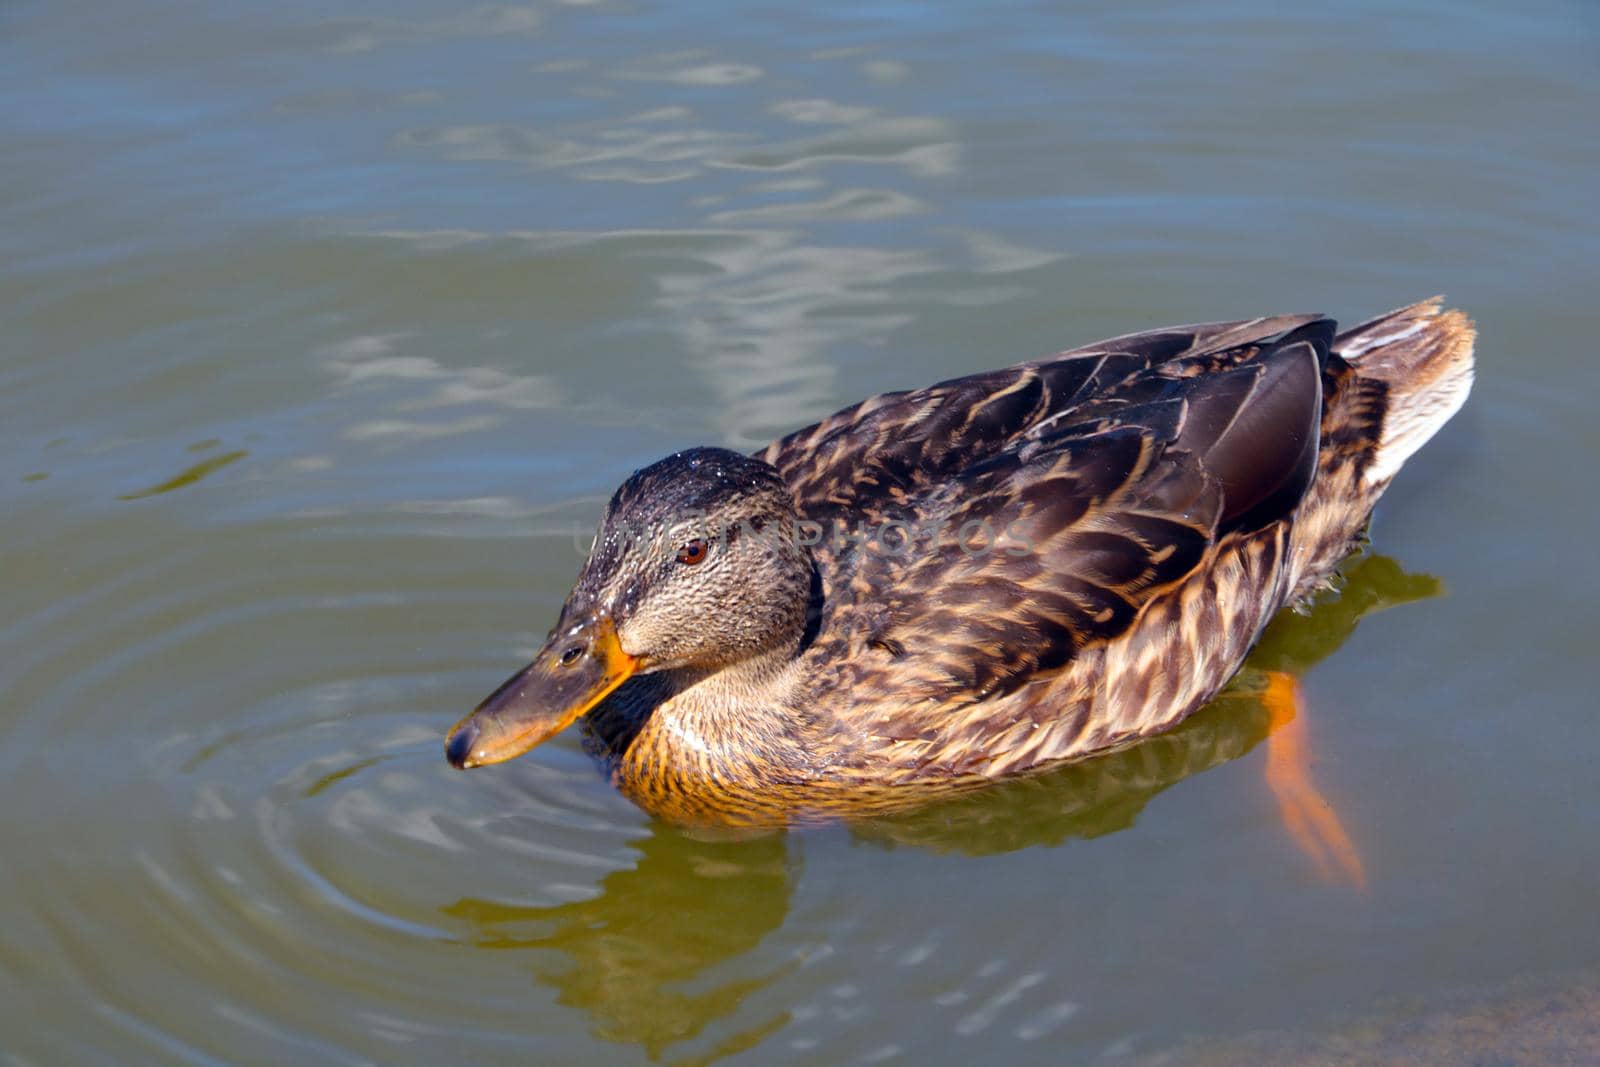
[442,825,795,1061]
[442,552,1439,1061]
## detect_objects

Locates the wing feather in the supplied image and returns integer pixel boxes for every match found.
[787,316,1334,713]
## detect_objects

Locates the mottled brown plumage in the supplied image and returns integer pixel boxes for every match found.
[447,298,1475,827]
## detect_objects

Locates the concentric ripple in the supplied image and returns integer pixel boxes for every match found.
[0,504,655,1064]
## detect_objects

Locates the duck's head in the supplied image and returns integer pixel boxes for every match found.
[446,447,811,769]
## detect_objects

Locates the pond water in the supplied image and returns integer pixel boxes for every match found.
[4,1,1599,1063]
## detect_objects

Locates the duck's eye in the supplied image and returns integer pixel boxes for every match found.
[676,538,709,566]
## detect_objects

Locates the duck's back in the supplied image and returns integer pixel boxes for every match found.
[762,312,1329,527]
[763,299,1473,784]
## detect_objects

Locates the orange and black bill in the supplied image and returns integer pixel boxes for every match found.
[446,615,637,769]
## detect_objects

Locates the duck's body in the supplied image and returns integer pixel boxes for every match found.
[449,298,1474,826]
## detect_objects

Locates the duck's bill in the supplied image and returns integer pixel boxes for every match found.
[445,616,637,769]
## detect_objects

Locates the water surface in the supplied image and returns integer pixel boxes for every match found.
[5,1,1599,1063]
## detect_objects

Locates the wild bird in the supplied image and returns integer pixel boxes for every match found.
[446,297,1474,857]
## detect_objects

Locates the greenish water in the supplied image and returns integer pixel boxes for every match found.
[4,2,1599,1063]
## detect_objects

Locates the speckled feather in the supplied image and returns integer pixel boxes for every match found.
[582,298,1475,824]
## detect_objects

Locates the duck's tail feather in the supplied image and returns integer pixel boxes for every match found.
[1332,296,1476,487]
[1284,297,1474,600]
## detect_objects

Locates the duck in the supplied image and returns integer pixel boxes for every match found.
[446,297,1474,828]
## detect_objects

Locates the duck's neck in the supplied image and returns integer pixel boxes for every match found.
[631,639,827,784]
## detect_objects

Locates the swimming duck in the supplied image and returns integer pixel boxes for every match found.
[446,297,1474,827]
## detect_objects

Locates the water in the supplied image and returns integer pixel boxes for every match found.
[4,1,1599,1063]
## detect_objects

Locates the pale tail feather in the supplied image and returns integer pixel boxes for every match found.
[1333,296,1477,485]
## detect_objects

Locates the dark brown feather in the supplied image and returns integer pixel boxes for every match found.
[790,318,1335,713]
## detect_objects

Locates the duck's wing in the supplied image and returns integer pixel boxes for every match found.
[761,313,1331,531]
[802,317,1335,710]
